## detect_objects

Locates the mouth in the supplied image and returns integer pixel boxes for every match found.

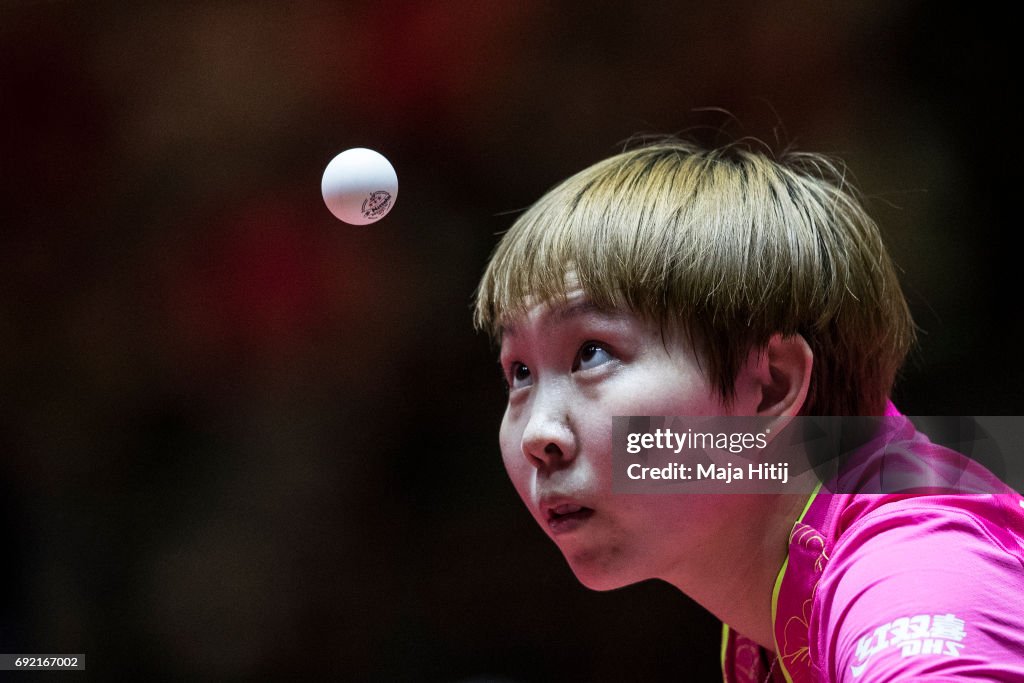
[543,501,595,534]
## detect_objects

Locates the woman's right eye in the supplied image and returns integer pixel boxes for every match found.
[509,362,532,390]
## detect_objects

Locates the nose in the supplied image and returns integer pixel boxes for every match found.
[521,384,577,469]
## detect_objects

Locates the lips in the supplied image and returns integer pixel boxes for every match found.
[543,499,594,534]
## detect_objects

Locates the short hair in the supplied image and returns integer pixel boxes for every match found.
[473,139,916,416]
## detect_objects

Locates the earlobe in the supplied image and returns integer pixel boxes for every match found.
[755,333,813,417]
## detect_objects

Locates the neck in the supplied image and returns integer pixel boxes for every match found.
[661,491,811,651]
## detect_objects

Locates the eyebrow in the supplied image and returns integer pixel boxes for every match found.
[501,299,624,339]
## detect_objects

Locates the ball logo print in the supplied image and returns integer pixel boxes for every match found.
[361,191,392,220]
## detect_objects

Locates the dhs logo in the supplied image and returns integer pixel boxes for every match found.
[361,191,392,220]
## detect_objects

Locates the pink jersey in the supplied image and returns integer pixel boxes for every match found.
[722,409,1024,682]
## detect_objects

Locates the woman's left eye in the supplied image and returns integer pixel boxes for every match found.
[574,342,613,371]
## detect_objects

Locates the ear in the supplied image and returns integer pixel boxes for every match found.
[733,333,813,417]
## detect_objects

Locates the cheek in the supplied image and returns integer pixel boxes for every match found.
[498,411,516,467]
[498,413,531,496]
[620,372,720,417]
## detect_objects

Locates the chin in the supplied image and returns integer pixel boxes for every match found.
[565,556,644,592]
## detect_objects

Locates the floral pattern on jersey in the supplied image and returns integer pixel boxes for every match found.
[775,521,830,682]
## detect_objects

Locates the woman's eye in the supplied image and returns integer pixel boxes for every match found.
[509,362,532,390]
[574,343,612,371]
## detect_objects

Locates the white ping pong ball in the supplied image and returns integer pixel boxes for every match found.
[321,148,398,225]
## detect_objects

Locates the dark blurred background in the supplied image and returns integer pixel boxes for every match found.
[1,1,1019,681]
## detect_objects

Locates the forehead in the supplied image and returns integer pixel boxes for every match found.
[499,296,632,339]
[498,292,705,367]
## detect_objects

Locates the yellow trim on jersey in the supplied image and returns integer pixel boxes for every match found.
[797,481,822,521]
[720,623,730,681]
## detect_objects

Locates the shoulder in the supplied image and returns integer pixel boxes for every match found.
[811,495,1024,682]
